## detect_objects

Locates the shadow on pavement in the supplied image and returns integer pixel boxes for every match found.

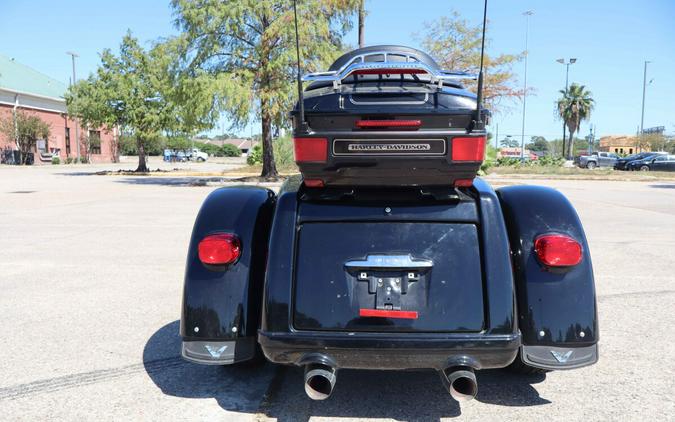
[143,320,276,413]
[650,184,675,189]
[145,321,549,421]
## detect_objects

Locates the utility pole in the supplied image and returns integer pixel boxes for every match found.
[66,51,80,162]
[519,11,533,161]
[640,60,650,135]
[557,58,576,158]
[495,123,499,150]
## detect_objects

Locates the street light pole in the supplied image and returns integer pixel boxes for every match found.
[557,58,576,158]
[520,10,533,161]
[640,60,650,135]
[66,51,80,162]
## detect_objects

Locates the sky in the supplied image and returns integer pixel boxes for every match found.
[1,0,674,141]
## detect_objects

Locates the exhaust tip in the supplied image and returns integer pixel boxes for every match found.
[441,367,478,402]
[304,364,336,400]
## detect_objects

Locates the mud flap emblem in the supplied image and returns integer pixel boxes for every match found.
[205,344,228,358]
[550,350,574,363]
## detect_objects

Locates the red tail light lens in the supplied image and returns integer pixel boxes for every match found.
[452,136,486,161]
[355,120,421,129]
[293,137,328,163]
[198,233,241,266]
[534,234,583,267]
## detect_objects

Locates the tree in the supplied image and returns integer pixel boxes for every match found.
[67,33,189,172]
[556,83,594,159]
[0,110,50,164]
[500,136,518,148]
[171,0,360,177]
[526,136,549,152]
[419,12,526,113]
[358,0,365,48]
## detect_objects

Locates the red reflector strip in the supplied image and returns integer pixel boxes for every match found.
[452,136,486,161]
[454,178,474,187]
[352,68,428,76]
[355,120,421,129]
[303,178,325,188]
[534,234,583,267]
[359,309,419,319]
[293,137,328,163]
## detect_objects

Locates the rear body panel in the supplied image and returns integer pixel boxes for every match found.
[259,177,519,370]
[294,222,484,332]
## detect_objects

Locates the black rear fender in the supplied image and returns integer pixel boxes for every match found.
[180,187,275,360]
[498,185,598,369]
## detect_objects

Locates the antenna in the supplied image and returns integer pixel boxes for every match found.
[473,0,488,131]
[293,0,307,133]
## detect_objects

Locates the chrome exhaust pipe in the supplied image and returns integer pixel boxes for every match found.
[440,366,478,402]
[304,363,337,400]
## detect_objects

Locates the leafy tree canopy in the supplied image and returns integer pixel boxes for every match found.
[171,0,360,177]
[419,11,526,114]
[0,110,50,164]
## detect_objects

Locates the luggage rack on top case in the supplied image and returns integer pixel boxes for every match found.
[302,50,477,90]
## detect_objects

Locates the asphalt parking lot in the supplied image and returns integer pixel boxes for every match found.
[1,162,674,421]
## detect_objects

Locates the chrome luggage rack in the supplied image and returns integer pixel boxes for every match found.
[302,51,476,90]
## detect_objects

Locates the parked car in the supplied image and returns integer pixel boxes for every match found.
[180,45,598,403]
[578,151,619,169]
[188,148,209,162]
[614,152,666,170]
[629,154,675,171]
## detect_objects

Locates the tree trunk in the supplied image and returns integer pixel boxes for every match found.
[260,105,278,178]
[567,128,575,160]
[358,0,365,48]
[136,138,149,172]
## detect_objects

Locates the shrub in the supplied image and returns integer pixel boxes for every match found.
[220,143,242,157]
[247,144,262,165]
[65,157,74,164]
[51,156,60,165]
[273,136,294,168]
[79,157,89,164]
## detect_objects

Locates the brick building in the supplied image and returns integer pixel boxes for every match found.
[598,135,647,155]
[0,54,116,164]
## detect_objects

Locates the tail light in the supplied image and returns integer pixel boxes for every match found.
[294,137,328,163]
[355,120,421,129]
[534,234,583,267]
[452,136,486,161]
[198,233,241,266]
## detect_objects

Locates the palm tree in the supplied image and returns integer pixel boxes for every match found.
[557,83,594,159]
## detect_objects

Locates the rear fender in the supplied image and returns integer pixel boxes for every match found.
[180,186,275,362]
[498,185,598,369]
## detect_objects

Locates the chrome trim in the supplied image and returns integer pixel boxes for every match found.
[348,92,429,106]
[333,139,446,157]
[345,254,433,269]
[521,344,598,370]
[303,51,476,90]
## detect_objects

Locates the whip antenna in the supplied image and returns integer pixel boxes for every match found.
[293,0,307,132]
[474,0,488,131]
